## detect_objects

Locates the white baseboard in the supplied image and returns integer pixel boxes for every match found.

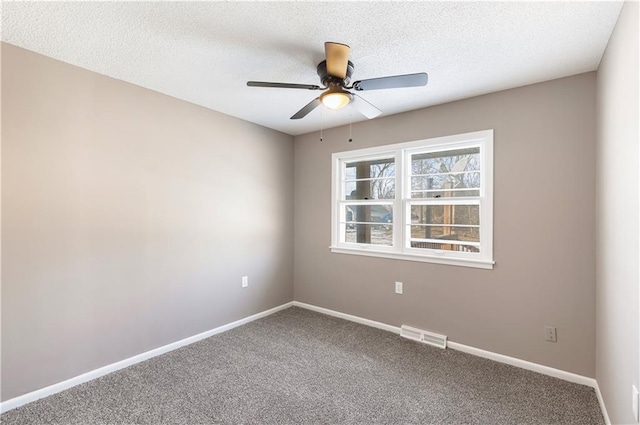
[292,301,401,334]
[0,301,294,414]
[446,341,595,388]
[292,301,602,389]
[594,381,612,425]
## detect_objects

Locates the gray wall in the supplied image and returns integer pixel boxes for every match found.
[1,44,294,401]
[596,2,639,424]
[294,73,597,377]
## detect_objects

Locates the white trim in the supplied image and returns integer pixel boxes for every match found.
[594,381,612,425]
[292,301,401,334]
[329,246,495,269]
[447,341,595,388]
[293,301,598,388]
[0,301,294,414]
[334,130,492,159]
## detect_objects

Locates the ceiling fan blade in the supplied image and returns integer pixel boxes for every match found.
[351,95,382,119]
[291,97,322,120]
[352,72,428,91]
[325,42,350,79]
[247,81,321,90]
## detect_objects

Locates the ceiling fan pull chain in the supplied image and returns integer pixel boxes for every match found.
[320,110,324,142]
[349,114,353,143]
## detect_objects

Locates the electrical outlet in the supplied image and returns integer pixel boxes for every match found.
[395,281,403,295]
[632,385,639,422]
[544,326,557,343]
[241,276,248,288]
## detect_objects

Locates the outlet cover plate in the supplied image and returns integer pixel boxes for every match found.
[395,281,403,294]
[544,326,557,343]
[633,385,639,422]
[242,276,248,288]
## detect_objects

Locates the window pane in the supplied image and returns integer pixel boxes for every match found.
[345,224,393,246]
[345,205,393,223]
[411,148,480,199]
[411,205,479,226]
[411,175,479,198]
[346,158,395,179]
[345,179,395,200]
[345,158,395,200]
[410,225,479,243]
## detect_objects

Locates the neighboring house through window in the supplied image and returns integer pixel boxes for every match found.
[330,130,494,269]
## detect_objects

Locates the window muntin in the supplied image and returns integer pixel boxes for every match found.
[331,130,493,269]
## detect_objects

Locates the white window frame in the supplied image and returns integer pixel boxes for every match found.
[330,129,494,269]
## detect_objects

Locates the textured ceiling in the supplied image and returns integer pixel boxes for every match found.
[1,1,623,136]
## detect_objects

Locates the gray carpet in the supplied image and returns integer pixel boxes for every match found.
[1,307,604,425]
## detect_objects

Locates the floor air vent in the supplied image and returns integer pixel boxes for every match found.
[400,325,447,349]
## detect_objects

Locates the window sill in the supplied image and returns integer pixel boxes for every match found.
[329,246,494,269]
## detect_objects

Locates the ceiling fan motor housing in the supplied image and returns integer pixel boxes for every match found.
[317,60,355,87]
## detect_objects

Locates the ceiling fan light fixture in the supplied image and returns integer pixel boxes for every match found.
[320,91,352,110]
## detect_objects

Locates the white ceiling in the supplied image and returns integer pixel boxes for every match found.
[1,1,623,136]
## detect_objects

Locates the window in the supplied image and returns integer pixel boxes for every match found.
[331,130,494,269]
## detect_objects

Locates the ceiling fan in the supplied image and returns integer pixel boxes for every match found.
[247,42,428,120]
